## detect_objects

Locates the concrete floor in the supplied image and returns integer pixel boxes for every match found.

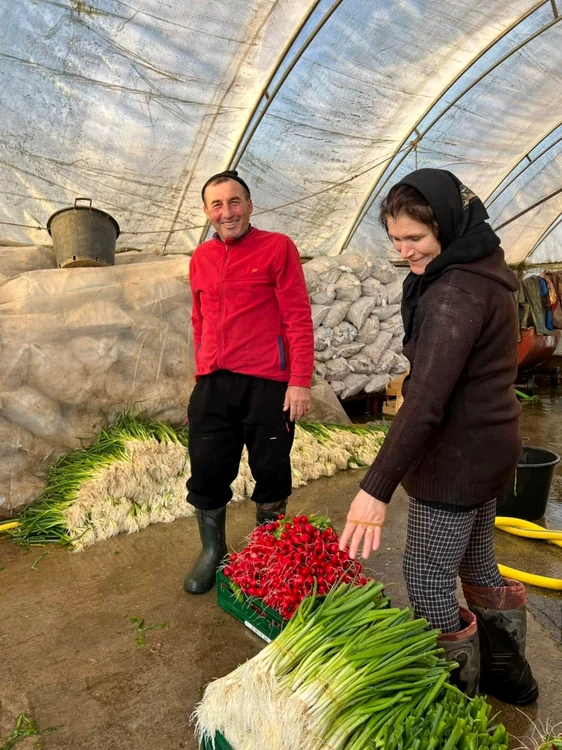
[1,392,561,749]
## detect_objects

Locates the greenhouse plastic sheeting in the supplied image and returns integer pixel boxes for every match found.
[1,0,561,266]
[0,251,193,515]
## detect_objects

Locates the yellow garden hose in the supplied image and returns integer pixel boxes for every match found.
[495,516,562,590]
[496,516,556,533]
[497,564,562,590]
[0,521,20,533]
[495,516,562,548]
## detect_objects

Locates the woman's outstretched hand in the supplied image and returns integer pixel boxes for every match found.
[339,489,387,560]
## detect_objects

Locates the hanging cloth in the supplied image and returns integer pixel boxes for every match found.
[522,276,550,335]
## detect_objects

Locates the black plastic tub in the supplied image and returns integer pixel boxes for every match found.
[497,445,560,521]
[47,198,120,268]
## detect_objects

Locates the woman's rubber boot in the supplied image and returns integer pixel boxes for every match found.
[256,500,287,526]
[463,578,539,705]
[184,506,227,595]
[437,607,480,696]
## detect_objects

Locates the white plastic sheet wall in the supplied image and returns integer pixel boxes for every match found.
[1,0,561,266]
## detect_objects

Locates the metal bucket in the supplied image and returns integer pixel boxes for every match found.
[47,198,120,268]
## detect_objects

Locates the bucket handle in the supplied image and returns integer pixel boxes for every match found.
[74,198,92,209]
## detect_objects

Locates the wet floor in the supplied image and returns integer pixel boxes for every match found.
[505,387,562,645]
[519,387,562,528]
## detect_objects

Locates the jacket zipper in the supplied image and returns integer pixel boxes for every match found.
[217,243,229,368]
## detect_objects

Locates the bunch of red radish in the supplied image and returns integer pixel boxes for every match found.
[223,514,368,620]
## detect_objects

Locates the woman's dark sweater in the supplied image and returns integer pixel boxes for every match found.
[361,250,521,508]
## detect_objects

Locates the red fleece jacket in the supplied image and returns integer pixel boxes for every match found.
[189,227,314,388]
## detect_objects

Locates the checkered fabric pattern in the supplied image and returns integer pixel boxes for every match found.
[403,497,503,633]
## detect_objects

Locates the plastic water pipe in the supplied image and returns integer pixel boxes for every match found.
[495,516,562,590]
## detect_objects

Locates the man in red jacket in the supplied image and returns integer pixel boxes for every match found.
[184,170,314,594]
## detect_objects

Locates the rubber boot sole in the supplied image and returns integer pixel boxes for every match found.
[184,574,218,595]
[480,673,539,706]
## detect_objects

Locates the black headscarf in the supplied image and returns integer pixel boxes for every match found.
[395,169,501,343]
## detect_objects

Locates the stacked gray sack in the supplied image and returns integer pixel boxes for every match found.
[304,253,408,400]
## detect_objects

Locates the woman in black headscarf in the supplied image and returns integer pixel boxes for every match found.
[339,169,538,704]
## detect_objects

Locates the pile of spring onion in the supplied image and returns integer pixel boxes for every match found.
[383,687,508,750]
[195,581,507,750]
[294,422,388,480]
[9,413,190,549]
[5,419,387,551]
[233,422,387,497]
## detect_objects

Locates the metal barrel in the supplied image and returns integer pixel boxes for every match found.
[47,198,120,268]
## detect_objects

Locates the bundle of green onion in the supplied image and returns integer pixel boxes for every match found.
[355,684,508,750]
[8,418,387,551]
[297,421,388,474]
[196,581,506,750]
[10,414,190,550]
[256,422,387,492]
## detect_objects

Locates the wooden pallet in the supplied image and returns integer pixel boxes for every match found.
[382,372,408,416]
[382,395,404,417]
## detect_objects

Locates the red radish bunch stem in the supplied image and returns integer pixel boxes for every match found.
[223,514,367,619]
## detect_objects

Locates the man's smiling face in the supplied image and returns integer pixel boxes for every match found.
[203,179,253,241]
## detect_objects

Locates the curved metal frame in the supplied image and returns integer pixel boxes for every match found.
[229,0,344,170]
[518,209,562,266]
[340,2,557,251]
[493,186,562,232]
[161,0,285,252]
[485,120,562,207]
[197,0,344,244]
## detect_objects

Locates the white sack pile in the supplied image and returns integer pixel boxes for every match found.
[0,247,194,516]
[305,253,407,399]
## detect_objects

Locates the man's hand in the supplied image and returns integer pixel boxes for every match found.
[283,386,312,422]
[339,489,387,560]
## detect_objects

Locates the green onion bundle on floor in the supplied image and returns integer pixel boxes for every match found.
[10,414,190,549]
[195,582,508,750]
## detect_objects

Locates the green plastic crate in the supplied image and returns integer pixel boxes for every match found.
[200,732,232,750]
[216,569,286,642]
[217,570,390,643]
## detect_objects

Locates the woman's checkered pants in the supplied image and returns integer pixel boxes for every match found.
[403,497,503,633]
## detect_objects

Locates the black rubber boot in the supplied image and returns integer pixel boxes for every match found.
[437,607,480,697]
[463,578,539,705]
[184,506,227,595]
[255,500,287,526]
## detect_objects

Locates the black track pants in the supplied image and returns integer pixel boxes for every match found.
[186,371,295,510]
